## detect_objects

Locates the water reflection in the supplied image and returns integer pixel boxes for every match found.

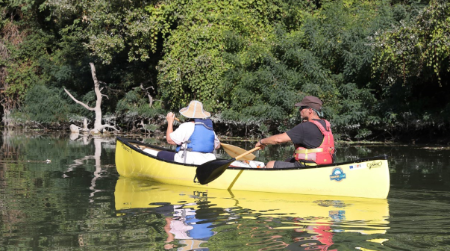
[4,132,450,249]
[0,131,118,249]
[115,177,390,250]
[66,133,115,201]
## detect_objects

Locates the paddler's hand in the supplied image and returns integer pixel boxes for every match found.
[166,112,175,124]
[255,139,266,150]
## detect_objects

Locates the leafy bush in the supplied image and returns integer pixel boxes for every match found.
[116,88,164,125]
[20,85,73,124]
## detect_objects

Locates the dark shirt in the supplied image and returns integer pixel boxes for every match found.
[286,119,326,149]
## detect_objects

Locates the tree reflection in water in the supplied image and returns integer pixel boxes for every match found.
[67,132,115,202]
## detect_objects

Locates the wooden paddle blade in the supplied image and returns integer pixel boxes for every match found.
[196,159,235,185]
[221,143,256,160]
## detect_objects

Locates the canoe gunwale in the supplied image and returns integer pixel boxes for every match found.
[116,136,388,171]
[117,136,198,167]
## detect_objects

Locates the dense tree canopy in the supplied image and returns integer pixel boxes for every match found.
[1,0,448,142]
[372,0,450,132]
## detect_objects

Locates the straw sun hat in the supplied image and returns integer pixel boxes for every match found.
[179,100,211,119]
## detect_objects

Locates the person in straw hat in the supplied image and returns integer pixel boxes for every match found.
[157,100,220,164]
[255,96,335,168]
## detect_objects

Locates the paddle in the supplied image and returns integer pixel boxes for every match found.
[196,147,261,185]
[220,143,256,160]
[174,117,255,160]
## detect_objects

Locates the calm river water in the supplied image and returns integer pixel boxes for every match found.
[1,131,450,250]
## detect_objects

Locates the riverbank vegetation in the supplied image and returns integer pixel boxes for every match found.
[1,0,449,144]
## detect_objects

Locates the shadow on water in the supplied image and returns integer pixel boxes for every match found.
[1,131,450,249]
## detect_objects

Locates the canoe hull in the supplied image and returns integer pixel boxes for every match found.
[115,137,390,199]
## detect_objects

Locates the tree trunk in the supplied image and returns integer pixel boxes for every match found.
[90,63,103,133]
[64,63,119,134]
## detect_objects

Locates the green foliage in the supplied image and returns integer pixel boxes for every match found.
[143,123,158,132]
[152,0,284,111]
[221,0,396,136]
[43,0,164,65]
[258,123,270,136]
[2,0,450,140]
[20,85,72,123]
[372,0,450,86]
[370,0,450,136]
[0,2,55,110]
[43,0,161,114]
[220,55,301,121]
[116,87,163,122]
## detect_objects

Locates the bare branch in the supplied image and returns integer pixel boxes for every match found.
[140,83,154,107]
[64,88,95,111]
[99,124,120,132]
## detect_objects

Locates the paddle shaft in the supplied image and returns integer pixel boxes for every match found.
[234,147,260,160]
[196,146,262,185]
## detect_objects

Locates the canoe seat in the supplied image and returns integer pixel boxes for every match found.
[143,148,159,156]
[230,160,265,168]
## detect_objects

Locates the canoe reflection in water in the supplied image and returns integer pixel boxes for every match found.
[270,218,339,250]
[115,177,390,250]
[143,193,219,250]
[153,203,213,250]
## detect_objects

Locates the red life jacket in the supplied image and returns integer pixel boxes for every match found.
[293,120,335,165]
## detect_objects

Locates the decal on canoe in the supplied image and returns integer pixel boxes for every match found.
[368,161,383,169]
[122,144,132,153]
[330,167,346,181]
[349,163,367,170]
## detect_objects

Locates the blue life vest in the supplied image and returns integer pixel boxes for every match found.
[176,118,215,153]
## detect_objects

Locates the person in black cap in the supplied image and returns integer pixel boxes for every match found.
[255,96,335,168]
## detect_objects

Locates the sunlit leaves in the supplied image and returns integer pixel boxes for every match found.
[153,0,283,111]
[372,0,450,86]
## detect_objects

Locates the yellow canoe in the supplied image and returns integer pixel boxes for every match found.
[115,177,390,235]
[115,137,390,199]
